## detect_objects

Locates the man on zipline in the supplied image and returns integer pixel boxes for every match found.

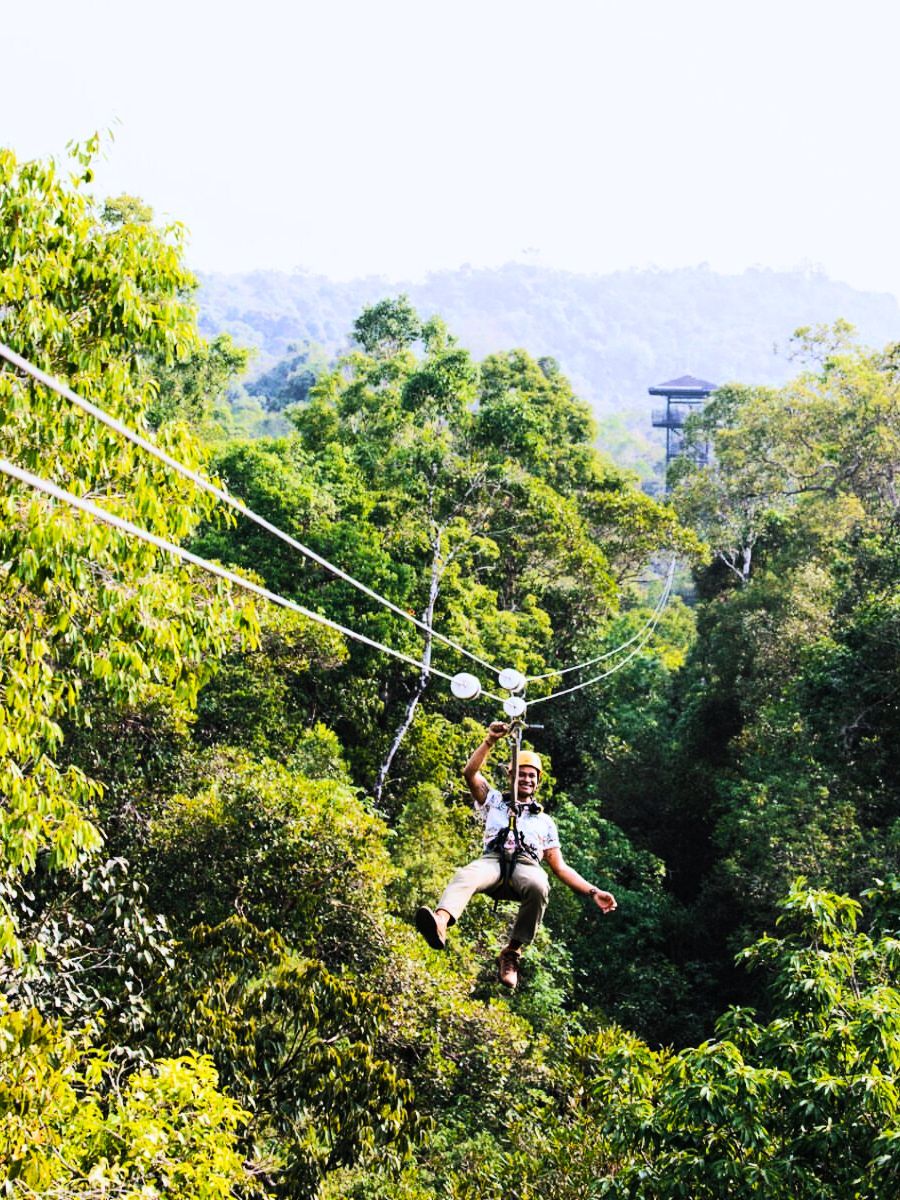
[416,720,617,989]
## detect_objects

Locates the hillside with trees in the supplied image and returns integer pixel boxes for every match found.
[3,143,900,1198]
[197,262,900,413]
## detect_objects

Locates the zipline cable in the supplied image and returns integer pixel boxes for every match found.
[526,558,677,682]
[0,457,505,703]
[0,343,503,677]
[528,566,675,708]
[528,569,674,707]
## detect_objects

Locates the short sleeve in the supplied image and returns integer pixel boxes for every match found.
[474,787,505,827]
[541,816,561,851]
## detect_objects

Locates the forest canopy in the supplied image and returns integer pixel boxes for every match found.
[2,142,900,1199]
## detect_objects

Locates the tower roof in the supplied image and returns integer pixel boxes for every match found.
[648,374,717,398]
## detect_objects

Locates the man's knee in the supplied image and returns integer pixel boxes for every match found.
[438,857,502,918]
[519,871,550,903]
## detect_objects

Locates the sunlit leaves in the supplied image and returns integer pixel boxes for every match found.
[0,142,260,956]
[0,999,258,1198]
[574,884,900,1199]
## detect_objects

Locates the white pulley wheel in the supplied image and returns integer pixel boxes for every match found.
[503,695,527,718]
[450,672,482,700]
[498,667,526,693]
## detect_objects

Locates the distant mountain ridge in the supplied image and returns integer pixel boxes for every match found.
[197,263,900,417]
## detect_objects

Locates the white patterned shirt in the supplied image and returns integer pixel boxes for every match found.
[476,787,560,862]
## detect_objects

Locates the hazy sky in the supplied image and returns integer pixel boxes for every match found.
[7,0,900,298]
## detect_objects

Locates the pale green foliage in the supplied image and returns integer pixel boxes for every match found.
[593,883,900,1198]
[147,332,250,432]
[0,1000,259,1197]
[0,137,269,1198]
[352,295,422,358]
[673,328,900,582]
[101,192,154,227]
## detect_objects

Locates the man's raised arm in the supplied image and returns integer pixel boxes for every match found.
[463,721,510,804]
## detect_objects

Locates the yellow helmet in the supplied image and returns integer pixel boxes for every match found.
[516,750,543,776]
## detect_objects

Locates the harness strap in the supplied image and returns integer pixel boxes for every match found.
[487,802,537,903]
[488,723,539,904]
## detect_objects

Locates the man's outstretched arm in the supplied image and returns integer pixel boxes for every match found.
[543,847,617,913]
[463,721,509,804]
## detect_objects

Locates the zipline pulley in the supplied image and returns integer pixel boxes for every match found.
[450,672,482,700]
[450,663,529,721]
[497,667,526,693]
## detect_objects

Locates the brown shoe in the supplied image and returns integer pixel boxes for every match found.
[498,945,521,989]
[415,906,447,950]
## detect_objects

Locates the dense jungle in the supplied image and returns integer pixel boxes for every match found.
[2,144,900,1199]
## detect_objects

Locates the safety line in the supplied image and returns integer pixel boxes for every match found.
[0,458,504,702]
[526,558,676,682]
[527,568,675,707]
[0,343,503,676]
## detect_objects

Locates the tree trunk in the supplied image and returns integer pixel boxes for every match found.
[372,538,442,807]
[740,542,753,583]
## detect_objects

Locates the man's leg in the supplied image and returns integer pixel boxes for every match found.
[498,860,550,988]
[416,856,502,950]
[508,860,550,945]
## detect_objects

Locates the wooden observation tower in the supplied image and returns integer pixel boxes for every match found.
[650,374,717,482]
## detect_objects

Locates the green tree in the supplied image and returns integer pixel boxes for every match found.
[151,919,416,1199]
[141,747,397,967]
[147,332,250,431]
[0,141,261,957]
[0,1001,263,1197]
[210,299,696,808]
[597,882,900,1198]
[619,329,900,1017]
[0,140,269,1195]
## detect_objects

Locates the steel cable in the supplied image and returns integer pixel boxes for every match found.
[0,343,503,676]
[0,457,504,702]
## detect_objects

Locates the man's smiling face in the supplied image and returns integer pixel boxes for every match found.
[512,764,540,799]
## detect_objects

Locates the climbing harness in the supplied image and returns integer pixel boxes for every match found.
[486,717,544,893]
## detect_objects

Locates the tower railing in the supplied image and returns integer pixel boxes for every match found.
[648,376,717,486]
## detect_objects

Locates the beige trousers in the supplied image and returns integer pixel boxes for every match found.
[437,852,550,945]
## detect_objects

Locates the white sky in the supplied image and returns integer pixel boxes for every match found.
[6,0,900,299]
